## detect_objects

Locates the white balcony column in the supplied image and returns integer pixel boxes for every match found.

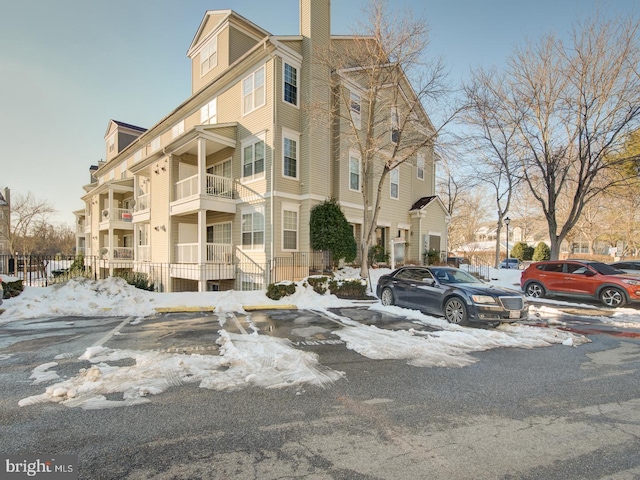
[198,209,207,292]
[198,138,207,196]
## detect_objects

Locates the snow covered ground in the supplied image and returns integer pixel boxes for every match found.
[3,266,638,410]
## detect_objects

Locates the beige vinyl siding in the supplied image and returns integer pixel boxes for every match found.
[278,39,303,55]
[148,156,171,263]
[229,26,260,64]
[192,19,230,94]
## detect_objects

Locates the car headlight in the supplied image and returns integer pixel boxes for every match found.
[471,295,497,304]
[622,279,640,286]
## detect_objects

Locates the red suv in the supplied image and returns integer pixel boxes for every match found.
[520,260,640,307]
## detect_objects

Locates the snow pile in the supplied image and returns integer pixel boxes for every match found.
[1,277,157,320]
[19,330,344,409]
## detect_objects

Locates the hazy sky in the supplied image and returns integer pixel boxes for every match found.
[1,0,637,226]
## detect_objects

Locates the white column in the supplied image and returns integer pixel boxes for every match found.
[198,138,207,196]
[198,209,207,292]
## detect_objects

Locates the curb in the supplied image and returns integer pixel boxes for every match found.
[155,306,217,313]
[243,304,297,311]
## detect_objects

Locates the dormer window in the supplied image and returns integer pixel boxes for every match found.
[200,36,218,76]
[107,135,115,153]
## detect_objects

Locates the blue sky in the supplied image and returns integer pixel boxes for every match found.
[0,0,637,226]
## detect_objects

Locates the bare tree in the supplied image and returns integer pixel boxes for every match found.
[0,192,57,256]
[477,16,640,259]
[313,0,457,277]
[461,69,523,267]
[436,151,477,251]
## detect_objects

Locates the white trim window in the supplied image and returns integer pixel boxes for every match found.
[107,134,115,153]
[150,137,161,153]
[200,36,218,76]
[350,91,361,130]
[417,153,425,180]
[200,98,217,125]
[282,129,299,179]
[172,120,185,138]
[283,62,298,107]
[207,222,232,244]
[390,168,399,199]
[349,152,361,192]
[241,211,265,250]
[242,136,265,180]
[243,66,265,115]
[282,206,299,251]
[391,106,400,144]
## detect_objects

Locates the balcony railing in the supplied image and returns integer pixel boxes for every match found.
[137,245,150,262]
[102,208,133,222]
[112,247,134,260]
[175,243,233,263]
[137,193,150,211]
[175,173,233,201]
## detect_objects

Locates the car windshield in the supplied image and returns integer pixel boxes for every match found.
[590,262,625,275]
[431,268,482,284]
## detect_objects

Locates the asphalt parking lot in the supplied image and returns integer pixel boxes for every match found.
[1,306,640,479]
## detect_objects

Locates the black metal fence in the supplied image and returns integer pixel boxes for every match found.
[0,252,333,292]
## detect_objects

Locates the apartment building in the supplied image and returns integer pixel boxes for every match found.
[76,0,449,292]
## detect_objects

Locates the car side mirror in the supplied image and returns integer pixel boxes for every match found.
[584,270,596,277]
[422,278,435,285]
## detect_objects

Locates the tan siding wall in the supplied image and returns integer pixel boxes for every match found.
[229,27,259,64]
[192,21,230,94]
[149,156,171,263]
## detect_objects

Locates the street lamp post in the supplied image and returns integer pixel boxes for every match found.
[504,216,511,265]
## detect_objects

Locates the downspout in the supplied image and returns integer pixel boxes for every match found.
[270,49,277,276]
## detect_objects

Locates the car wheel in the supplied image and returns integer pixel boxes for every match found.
[600,287,626,308]
[525,282,545,298]
[380,287,394,307]
[444,297,468,325]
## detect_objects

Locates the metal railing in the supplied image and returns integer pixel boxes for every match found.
[0,252,332,292]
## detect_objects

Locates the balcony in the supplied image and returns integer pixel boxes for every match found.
[170,173,235,216]
[171,242,234,281]
[175,243,232,263]
[133,193,150,223]
[99,208,134,230]
[100,247,134,262]
[137,245,150,262]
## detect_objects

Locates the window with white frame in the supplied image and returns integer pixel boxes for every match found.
[200,98,217,124]
[282,130,299,179]
[349,153,361,191]
[283,63,298,106]
[107,135,115,153]
[417,153,425,180]
[200,36,218,76]
[241,211,265,249]
[390,168,399,199]
[150,137,161,153]
[243,66,265,114]
[242,138,265,179]
[172,120,184,138]
[282,207,298,250]
[350,91,361,130]
[391,106,400,144]
[207,222,231,244]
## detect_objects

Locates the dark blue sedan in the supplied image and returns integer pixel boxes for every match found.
[376,266,528,326]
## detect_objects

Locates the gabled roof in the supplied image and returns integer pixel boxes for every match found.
[0,191,7,206]
[186,9,270,57]
[104,119,146,138]
[410,196,436,211]
[409,196,450,217]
